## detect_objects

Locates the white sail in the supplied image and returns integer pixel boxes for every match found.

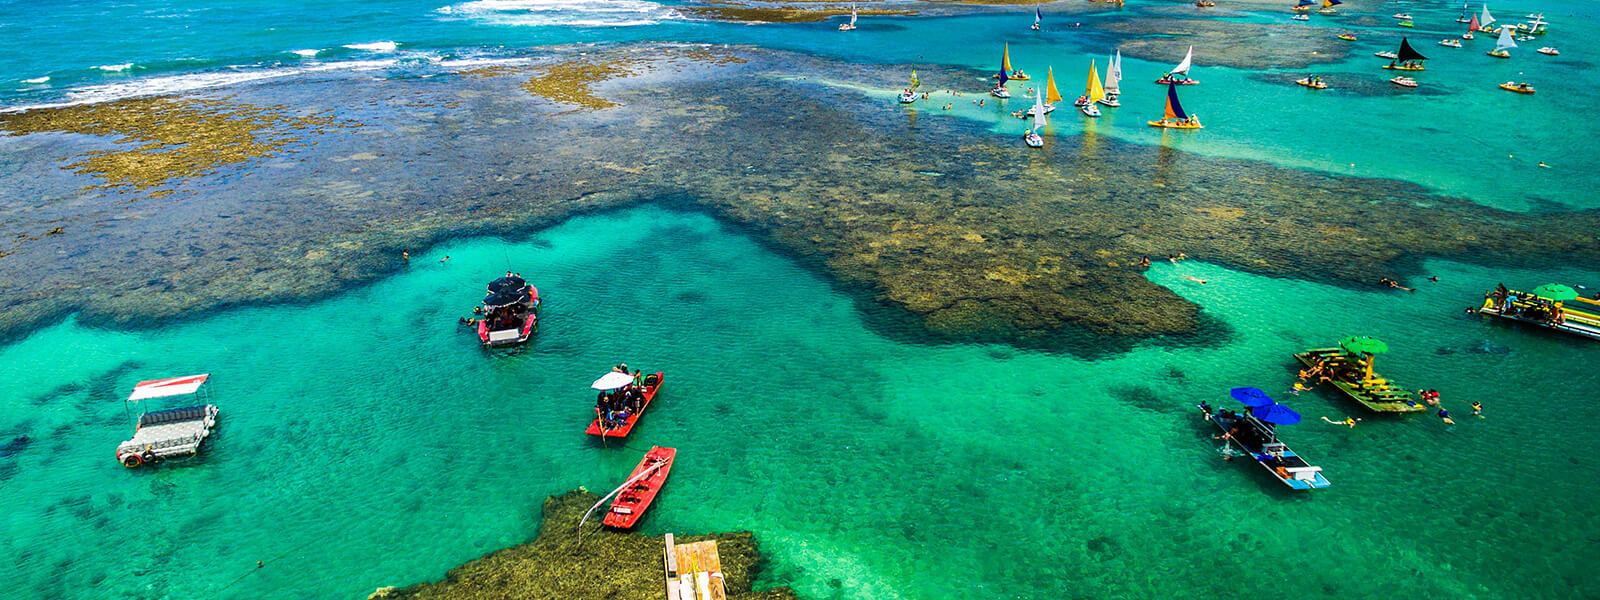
[1103,52,1120,95]
[1480,4,1494,25]
[1034,93,1047,130]
[1172,45,1193,75]
[849,5,857,25]
[1495,24,1516,50]
[1114,50,1123,80]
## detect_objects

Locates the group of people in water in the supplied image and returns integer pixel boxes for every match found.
[596,364,651,431]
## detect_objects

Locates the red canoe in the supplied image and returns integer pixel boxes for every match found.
[585,372,664,438]
[603,446,676,529]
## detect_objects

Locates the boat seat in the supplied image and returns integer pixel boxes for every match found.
[1285,466,1322,482]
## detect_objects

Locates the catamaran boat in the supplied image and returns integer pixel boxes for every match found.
[1440,38,1462,48]
[1099,51,1122,107]
[116,374,219,468]
[1390,76,1418,87]
[1024,94,1048,146]
[1199,389,1330,491]
[1538,47,1559,55]
[1392,12,1412,19]
[1488,24,1516,57]
[476,273,539,347]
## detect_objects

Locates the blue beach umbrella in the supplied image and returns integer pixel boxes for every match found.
[1253,403,1303,425]
[1229,387,1276,407]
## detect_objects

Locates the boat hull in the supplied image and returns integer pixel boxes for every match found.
[586,372,666,438]
[1149,119,1202,129]
[602,446,676,529]
[1292,349,1423,412]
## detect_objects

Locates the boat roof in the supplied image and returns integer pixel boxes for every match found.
[128,374,209,401]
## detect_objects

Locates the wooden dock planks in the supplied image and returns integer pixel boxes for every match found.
[663,537,725,600]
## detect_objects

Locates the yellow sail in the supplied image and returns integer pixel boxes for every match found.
[1002,43,1013,73]
[1045,67,1062,104]
[1085,60,1105,103]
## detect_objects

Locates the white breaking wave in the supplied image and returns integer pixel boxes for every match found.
[96,63,134,72]
[2,54,538,113]
[344,41,399,52]
[290,48,324,57]
[22,76,50,84]
[435,0,674,27]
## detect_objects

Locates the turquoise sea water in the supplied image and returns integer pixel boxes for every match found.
[6,0,1600,598]
[3,207,1599,599]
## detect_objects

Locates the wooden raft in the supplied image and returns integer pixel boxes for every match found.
[663,533,725,600]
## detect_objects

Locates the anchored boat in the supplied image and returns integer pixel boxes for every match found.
[838,5,856,31]
[898,68,920,103]
[992,44,1029,80]
[1295,75,1328,89]
[1293,336,1422,413]
[476,273,538,347]
[116,374,219,468]
[1032,7,1042,30]
[1488,24,1516,57]
[587,370,666,438]
[1476,284,1600,341]
[1079,60,1105,116]
[1024,92,1046,147]
[1200,388,1329,490]
[603,446,676,529]
[1498,81,1535,93]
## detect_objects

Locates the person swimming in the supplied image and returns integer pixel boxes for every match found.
[1182,275,1208,284]
[1472,401,1483,417]
[1437,408,1455,425]
[1322,416,1360,427]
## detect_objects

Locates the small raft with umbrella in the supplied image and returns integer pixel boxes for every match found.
[1475,284,1600,341]
[476,274,539,347]
[1293,337,1422,412]
[586,370,666,438]
[1199,388,1329,490]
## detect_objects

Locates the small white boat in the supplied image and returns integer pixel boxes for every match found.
[1392,12,1412,19]
[1292,13,1310,20]
[1098,95,1120,107]
[1537,46,1558,55]
[898,91,918,104]
[1375,50,1399,59]
[838,5,857,31]
[1081,103,1102,117]
[1025,94,1047,146]
[1526,12,1543,19]
[1390,76,1418,87]
[991,86,1011,99]
[1462,32,1475,40]
[1024,131,1044,147]
[1439,39,1462,47]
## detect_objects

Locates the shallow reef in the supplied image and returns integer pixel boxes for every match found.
[678,4,912,23]
[1,44,1597,348]
[1101,17,1353,69]
[376,490,796,600]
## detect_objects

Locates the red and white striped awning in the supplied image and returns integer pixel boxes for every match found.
[127,374,209,401]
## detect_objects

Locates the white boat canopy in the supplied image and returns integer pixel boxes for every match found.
[127,374,210,401]
[592,371,636,390]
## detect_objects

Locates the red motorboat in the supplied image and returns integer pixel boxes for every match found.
[585,371,665,438]
[603,446,676,529]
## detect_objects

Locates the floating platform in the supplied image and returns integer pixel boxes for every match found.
[664,534,726,600]
[117,405,219,467]
[1477,297,1600,341]
[1293,349,1422,412]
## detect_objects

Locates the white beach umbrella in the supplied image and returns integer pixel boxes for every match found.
[592,371,635,390]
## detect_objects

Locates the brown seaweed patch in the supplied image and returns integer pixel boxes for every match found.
[381,490,798,600]
[1103,18,1350,69]
[0,97,340,193]
[677,5,912,23]
[520,48,748,110]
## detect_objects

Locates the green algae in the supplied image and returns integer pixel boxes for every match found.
[0,97,341,195]
[377,490,797,600]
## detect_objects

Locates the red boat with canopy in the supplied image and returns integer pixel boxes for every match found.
[585,370,665,438]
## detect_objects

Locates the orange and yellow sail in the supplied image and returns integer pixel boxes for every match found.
[1046,67,1062,104]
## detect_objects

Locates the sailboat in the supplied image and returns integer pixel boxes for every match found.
[1024,93,1046,148]
[1456,2,1471,23]
[1478,4,1498,33]
[992,44,1030,80]
[991,67,1011,98]
[1488,24,1515,57]
[1032,7,1042,31]
[1099,51,1122,107]
[1149,82,1201,129]
[1317,0,1341,15]
[898,68,920,103]
[1292,0,1313,12]
[1464,14,1478,39]
[838,5,857,31]
[1081,61,1104,116]
[1382,38,1428,70]
[1157,45,1199,85]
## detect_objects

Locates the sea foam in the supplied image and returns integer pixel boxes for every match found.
[344,41,399,52]
[96,63,134,72]
[290,49,323,58]
[435,0,674,27]
[22,76,50,84]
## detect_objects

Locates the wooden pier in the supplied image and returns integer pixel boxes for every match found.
[664,533,726,600]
